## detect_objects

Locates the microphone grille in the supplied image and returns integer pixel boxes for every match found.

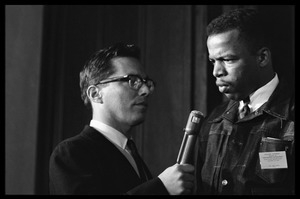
[191,110,204,117]
[185,110,205,134]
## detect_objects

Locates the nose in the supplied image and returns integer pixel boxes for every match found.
[212,61,226,78]
[138,83,151,96]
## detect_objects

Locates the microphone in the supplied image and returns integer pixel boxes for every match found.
[177,110,204,164]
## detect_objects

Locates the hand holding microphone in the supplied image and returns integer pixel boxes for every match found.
[159,110,204,195]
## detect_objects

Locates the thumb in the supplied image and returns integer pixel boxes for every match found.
[178,163,195,172]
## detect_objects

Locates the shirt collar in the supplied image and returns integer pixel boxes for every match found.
[90,119,128,150]
[239,73,279,112]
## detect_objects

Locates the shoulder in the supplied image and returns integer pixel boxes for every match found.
[50,126,107,162]
[268,77,294,120]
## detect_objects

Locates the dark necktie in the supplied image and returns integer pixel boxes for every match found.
[126,139,149,182]
[239,97,250,119]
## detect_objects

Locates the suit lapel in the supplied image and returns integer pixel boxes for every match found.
[79,125,146,182]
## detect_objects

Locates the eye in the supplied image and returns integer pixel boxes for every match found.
[223,59,232,63]
[223,58,237,64]
[129,76,142,89]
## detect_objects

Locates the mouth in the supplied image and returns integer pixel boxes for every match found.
[135,103,147,107]
[216,81,230,93]
[216,80,228,87]
[134,100,148,108]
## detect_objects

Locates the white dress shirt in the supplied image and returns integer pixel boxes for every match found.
[239,73,279,112]
[89,119,141,177]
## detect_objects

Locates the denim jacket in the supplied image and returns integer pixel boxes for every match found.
[194,79,294,195]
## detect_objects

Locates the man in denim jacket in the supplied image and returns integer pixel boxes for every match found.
[194,8,294,195]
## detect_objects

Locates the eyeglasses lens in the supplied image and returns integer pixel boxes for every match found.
[129,76,141,90]
[128,76,154,92]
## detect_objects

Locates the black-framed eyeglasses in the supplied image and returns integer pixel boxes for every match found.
[96,74,156,93]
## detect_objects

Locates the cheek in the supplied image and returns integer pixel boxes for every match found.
[228,60,249,79]
[226,67,242,82]
[104,90,132,111]
[231,67,254,92]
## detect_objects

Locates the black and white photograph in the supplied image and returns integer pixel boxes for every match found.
[5,5,295,195]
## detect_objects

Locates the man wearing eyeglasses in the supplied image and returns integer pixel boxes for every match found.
[49,43,195,195]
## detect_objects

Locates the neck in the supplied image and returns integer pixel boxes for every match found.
[92,114,131,138]
[259,71,275,88]
[96,119,132,138]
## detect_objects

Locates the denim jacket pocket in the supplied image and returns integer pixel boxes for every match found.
[255,137,292,184]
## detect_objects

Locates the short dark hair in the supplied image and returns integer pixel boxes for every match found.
[206,8,272,54]
[79,42,141,108]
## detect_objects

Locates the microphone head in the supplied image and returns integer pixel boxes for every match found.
[185,110,204,134]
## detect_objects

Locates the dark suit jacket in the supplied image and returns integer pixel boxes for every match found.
[49,125,168,195]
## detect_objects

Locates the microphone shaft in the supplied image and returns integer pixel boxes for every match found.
[177,110,204,164]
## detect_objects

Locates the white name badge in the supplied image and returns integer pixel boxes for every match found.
[259,151,288,169]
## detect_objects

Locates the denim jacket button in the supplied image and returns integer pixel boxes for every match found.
[221,179,228,186]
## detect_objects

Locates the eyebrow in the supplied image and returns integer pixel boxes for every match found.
[209,53,237,60]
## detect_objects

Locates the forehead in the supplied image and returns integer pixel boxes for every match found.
[110,57,145,76]
[207,29,248,57]
[207,29,240,48]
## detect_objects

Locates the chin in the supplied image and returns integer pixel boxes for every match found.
[225,93,243,101]
[131,118,145,126]
[130,113,146,126]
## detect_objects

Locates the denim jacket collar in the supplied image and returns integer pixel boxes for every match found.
[210,79,292,123]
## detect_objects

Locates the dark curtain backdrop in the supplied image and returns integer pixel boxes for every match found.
[36,5,294,194]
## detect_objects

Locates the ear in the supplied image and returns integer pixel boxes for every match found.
[257,47,271,67]
[86,85,103,104]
